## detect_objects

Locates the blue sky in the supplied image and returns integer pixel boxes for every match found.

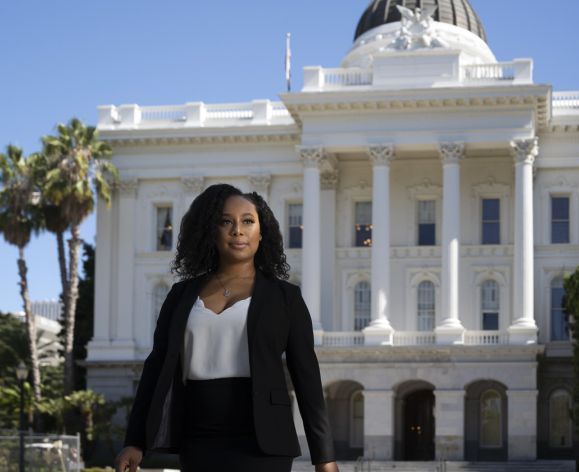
[1,0,578,313]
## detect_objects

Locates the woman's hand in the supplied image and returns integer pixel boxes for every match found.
[114,446,143,472]
[315,461,339,472]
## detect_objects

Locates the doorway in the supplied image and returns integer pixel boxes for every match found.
[403,389,435,460]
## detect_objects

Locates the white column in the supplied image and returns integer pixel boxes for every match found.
[507,389,538,459]
[320,166,338,330]
[87,197,115,360]
[363,389,395,460]
[112,178,138,358]
[299,147,324,342]
[435,142,465,344]
[248,172,272,203]
[364,145,394,345]
[434,389,465,460]
[509,138,539,344]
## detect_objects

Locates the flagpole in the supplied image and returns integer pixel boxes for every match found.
[285,32,292,92]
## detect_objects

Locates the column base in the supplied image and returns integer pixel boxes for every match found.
[435,323,465,345]
[363,322,394,346]
[508,323,538,345]
[87,338,136,361]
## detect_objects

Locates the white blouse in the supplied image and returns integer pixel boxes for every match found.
[182,295,252,382]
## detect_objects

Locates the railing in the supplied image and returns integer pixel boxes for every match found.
[140,105,186,122]
[205,102,253,121]
[0,434,81,471]
[553,91,579,114]
[462,62,515,81]
[464,330,508,345]
[98,100,294,128]
[393,331,436,346]
[319,330,510,347]
[323,68,373,88]
[322,331,365,346]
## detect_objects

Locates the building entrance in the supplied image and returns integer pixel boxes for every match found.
[403,390,435,460]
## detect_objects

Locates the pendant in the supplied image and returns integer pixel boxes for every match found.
[223,288,231,297]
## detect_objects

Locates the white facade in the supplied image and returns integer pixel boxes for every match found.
[87,11,579,462]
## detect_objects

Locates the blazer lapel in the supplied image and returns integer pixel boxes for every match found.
[167,273,209,359]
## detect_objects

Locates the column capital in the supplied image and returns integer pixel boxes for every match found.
[298,146,324,168]
[181,175,204,194]
[510,138,538,165]
[248,172,271,196]
[438,142,465,164]
[368,145,395,166]
[321,169,339,190]
[117,177,138,197]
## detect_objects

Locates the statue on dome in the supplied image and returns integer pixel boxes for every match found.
[388,5,449,50]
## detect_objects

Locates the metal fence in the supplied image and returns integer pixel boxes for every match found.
[0,434,81,472]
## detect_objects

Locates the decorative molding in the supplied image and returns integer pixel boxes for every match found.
[248,173,272,196]
[542,175,579,190]
[438,142,465,164]
[407,178,442,200]
[117,178,139,196]
[298,146,325,168]
[285,94,550,129]
[510,138,539,165]
[471,177,511,198]
[105,133,300,148]
[387,5,448,51]
[181,176,204,194]
[321,169,339,190]
[368,145,395,166]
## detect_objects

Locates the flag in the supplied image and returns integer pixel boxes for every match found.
[285,32,291,92]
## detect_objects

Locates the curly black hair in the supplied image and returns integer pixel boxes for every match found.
[171,183,290,280]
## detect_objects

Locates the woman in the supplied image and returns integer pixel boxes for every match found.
[115,184,339,472]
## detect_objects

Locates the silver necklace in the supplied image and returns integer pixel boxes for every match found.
[215,273,231,297]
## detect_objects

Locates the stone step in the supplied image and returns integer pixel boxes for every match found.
[291,461,576,472]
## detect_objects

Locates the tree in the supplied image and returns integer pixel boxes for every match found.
[562,267,579,471]
[0,146,45,403]
[41,118,117,394]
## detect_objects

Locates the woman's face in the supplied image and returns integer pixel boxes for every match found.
[215,195,261,266]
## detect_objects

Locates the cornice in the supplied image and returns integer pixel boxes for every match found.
[281,86,550,129]
[102,132,300,148]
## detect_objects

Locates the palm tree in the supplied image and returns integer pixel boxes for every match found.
[0,145,45,403]
[42,118,117,394]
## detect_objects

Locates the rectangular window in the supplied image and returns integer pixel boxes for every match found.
[354,202,372,247]
[482,198,500,244]
[483,313,499,330]
[156,206,173,251]
[418,200,436,246]
[551,197,570,244]
[551,286,569,341]
[288,203,303,249]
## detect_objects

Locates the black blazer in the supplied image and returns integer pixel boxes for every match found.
[124,269,335,465]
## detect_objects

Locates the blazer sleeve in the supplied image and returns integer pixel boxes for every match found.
[123,281,185,451]
[285,285,335,465]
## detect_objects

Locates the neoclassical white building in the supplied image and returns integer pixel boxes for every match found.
[87,0,579,463]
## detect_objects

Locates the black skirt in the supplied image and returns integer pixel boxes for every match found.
[179,377,294,472]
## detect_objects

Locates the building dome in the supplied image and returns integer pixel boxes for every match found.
[354,0,487,43]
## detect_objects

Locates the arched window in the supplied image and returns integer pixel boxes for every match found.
[152,283,170,322]
[350,390,364,448]
[417,281,435,331]
[549,389,573,449]
[480,389,502,448]
[551,278,569,341]
[354,282,371,331]
[481,280,499,330]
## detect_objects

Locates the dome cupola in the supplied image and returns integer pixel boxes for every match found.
[355,0,486,43]
[342,0,495,68]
